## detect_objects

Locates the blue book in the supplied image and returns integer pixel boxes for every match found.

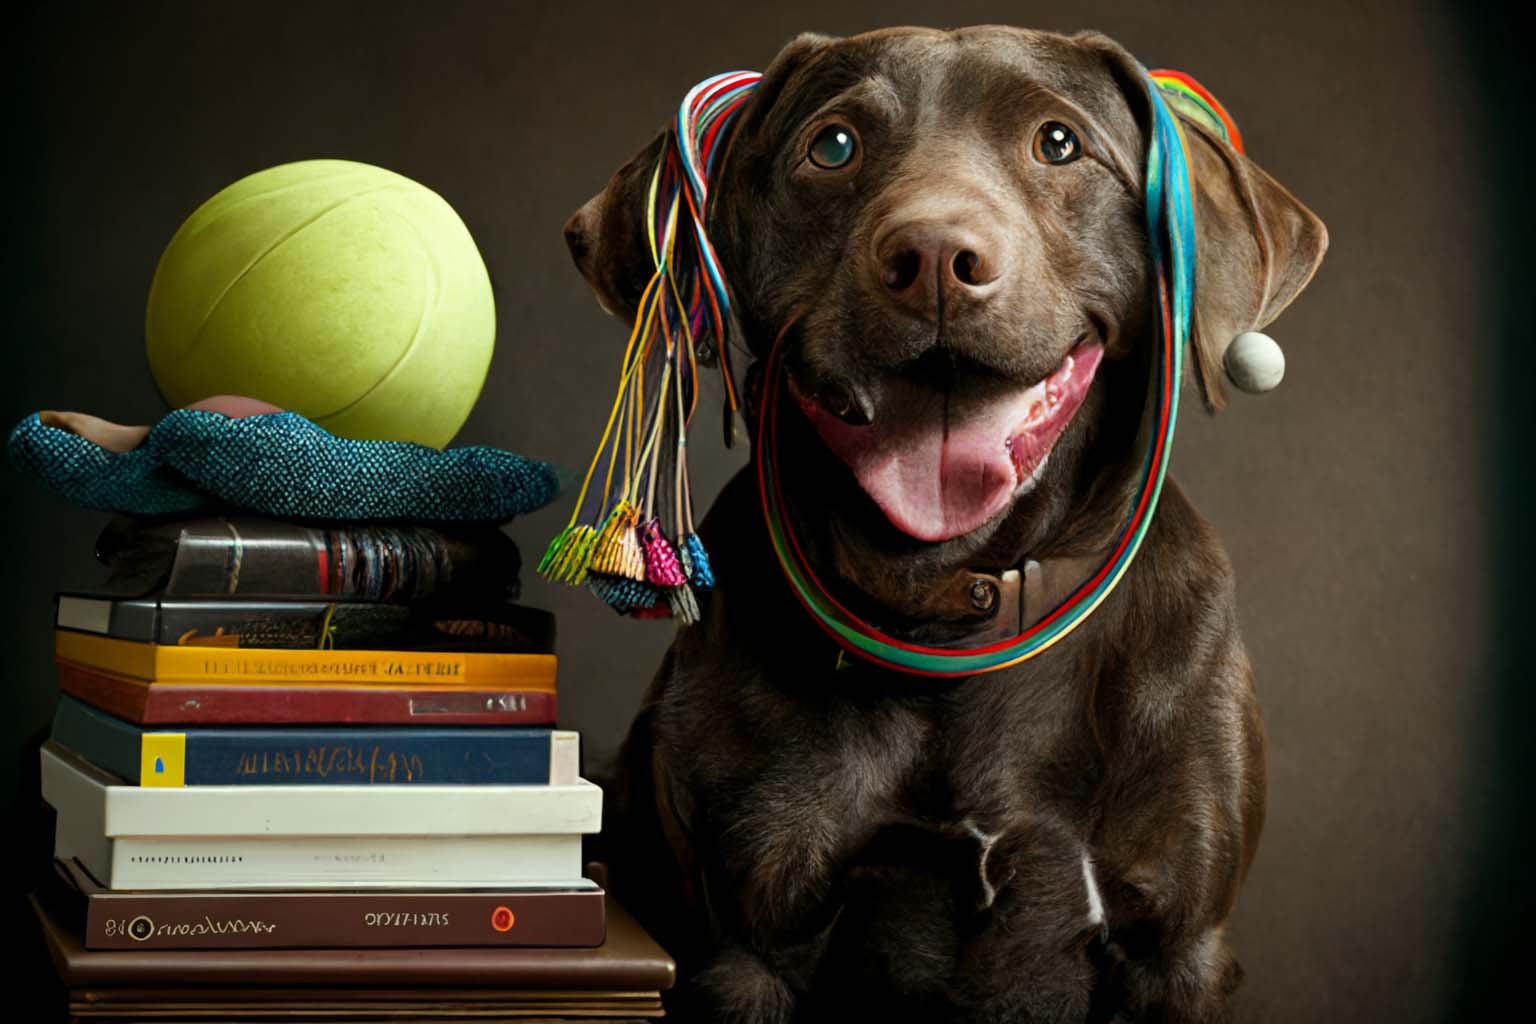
[50,696,579,787]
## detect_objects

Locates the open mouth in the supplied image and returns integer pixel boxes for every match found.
[794,340,1104,543]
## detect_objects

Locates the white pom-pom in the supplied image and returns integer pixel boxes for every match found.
[1224,331,1286,393]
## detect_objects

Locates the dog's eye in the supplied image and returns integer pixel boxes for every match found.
[808,124,858,169]
[1033,122,1080,165]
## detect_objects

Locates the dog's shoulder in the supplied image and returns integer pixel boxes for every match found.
[1082,475,1256,768]
[1111,474,1240,655]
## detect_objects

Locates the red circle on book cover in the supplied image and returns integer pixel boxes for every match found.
[491,906,515,932]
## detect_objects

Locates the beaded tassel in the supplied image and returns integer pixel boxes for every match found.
[679,531,714,591]
[537,524,596,584]
[588,572,659,613]
[590,500,642,576]
[667,582,700,624]
[641,519,688,587]
[609,525,648,581]
[631,599,674,620]
[674,441,713,591]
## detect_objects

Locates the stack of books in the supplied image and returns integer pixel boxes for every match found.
[30,515,673,1020]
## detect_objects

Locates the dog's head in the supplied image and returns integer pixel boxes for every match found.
[565,27,1326,609]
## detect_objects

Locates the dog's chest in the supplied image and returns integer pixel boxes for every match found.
[729,670,1107,1001]
[713,654,1102,896]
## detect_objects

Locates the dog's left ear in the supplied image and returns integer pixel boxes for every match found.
[1181,116,1329,409]
[1080,34,1328,410]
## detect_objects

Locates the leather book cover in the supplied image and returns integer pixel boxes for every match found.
[33,888,676,990]
[95,516,522,603]
[56,859,605,950]
[55,593,556,653]
[57,659,560,725]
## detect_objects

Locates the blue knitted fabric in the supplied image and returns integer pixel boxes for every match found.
[8,410,559,523]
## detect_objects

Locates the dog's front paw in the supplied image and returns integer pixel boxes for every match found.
[689,944,798,1024]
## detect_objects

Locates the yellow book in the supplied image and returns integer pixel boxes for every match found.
[55,630,557,691]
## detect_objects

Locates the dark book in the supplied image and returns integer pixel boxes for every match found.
[52,858,604,950]
[55,593,555,652]
[51,696,579,786]
[31,887,676,989]
[58,660,559,726]
[94,516,521,602]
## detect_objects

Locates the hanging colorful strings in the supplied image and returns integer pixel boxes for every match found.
[543,64,1241,674]
[538,71,760,621]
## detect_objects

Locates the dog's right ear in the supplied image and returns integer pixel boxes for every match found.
[563,133,666,322]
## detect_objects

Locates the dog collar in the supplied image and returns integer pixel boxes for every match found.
[818,553,1111,656]
[540,64,1243,679]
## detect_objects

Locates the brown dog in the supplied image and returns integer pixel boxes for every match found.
[567,26,1326,1023]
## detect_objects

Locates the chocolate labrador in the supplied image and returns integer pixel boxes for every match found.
[567,25,1326,1023]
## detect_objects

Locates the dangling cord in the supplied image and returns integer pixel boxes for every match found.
[560,273,663,530]
[543,69,755,601]
[676,348,714,591]
[538,271,666,582]
[639,361,673,519]
[674,71,760,444]
[673,352,689,544]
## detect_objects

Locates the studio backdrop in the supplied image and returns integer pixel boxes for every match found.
[2,2,1523,1020]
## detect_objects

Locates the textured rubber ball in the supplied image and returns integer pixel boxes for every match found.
[145,159,495,449]
[1224,331,1286,393]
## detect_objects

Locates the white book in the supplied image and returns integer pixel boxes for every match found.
[43,744,594,890]
[59,832,587,891]
[40,743,602,837]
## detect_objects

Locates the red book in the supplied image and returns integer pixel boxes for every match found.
[57,660,558,726]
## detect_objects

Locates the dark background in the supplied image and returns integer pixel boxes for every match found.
[2,1,1529,1019]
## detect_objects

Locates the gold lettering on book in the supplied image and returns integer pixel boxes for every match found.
[192,654,467,680]
[362,911,451,928]
[231,746,432,782]
[104,914,278,941]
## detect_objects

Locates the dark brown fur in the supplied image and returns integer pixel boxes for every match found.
[568,26,1326,1023]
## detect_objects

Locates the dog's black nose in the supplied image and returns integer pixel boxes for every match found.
[874,220,1002,320]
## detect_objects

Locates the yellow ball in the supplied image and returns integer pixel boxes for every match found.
[146,159,495,449]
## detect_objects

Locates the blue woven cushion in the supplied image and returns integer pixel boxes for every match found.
[8,409,558,522]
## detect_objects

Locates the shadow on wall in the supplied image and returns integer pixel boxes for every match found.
[1445,3,1536,1018]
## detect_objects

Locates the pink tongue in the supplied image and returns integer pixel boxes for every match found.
[801,343,1102,543]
